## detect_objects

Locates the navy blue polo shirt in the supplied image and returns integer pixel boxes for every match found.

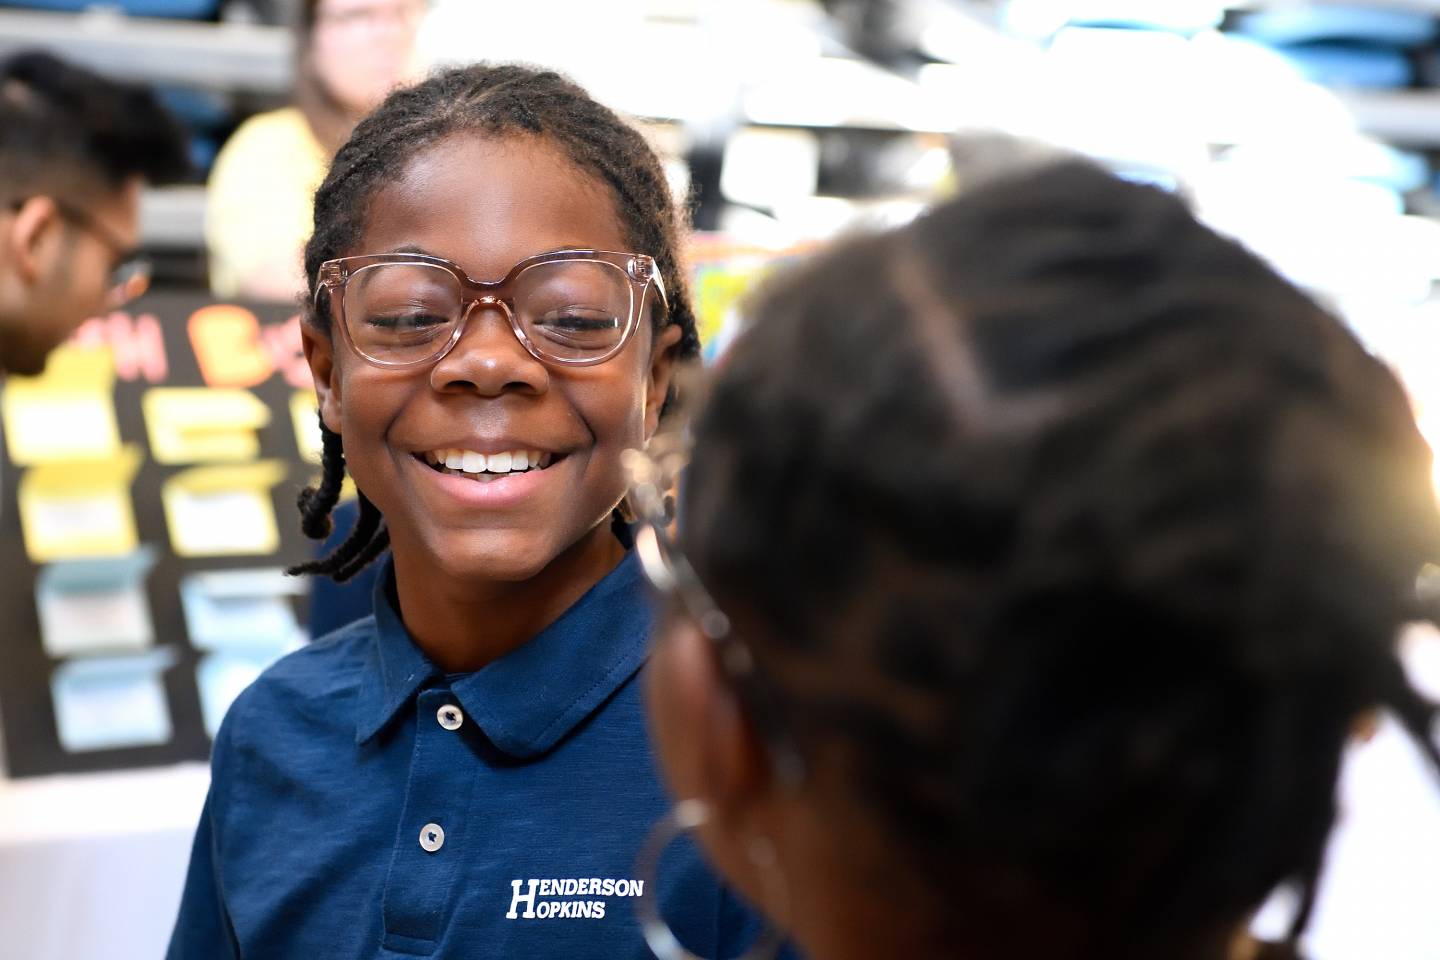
[167,550,767,959]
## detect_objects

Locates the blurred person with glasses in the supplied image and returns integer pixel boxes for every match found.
[205,0,425,301]
[0,51,188,376]
[633,160,1440,960]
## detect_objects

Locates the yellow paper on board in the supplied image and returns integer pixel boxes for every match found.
[18,445,142,562]
[2,346,120,465]
[289,390,322,464]
[142,387,271,464]
[162,460,288,558]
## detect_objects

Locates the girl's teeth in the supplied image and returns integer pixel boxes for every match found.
[427,448,554,476]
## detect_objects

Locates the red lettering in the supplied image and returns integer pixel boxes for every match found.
[68,311,168,382]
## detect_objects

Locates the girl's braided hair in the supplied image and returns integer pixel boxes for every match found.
[289,62,699,581]
[681,159,1440,958]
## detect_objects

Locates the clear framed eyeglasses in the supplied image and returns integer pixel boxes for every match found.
[314,248,669,368]
[622,414,807,789]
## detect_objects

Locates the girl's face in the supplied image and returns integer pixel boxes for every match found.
[306,134,679,585]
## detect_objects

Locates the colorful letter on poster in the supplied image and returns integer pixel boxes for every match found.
[189,305,310,389]
[188,305,274,387]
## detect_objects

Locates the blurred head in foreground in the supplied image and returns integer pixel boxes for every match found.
[0,51,187,375]
[642,160,1440,960]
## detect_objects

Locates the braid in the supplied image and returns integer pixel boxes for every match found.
[287,419,388,582]
[331,518,390,584]
[287,489,386,582]
[682,159,1440,956]
[295,416,345,541]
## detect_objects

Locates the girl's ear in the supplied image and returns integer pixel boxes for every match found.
[301,318,343,435]
[644,322,684,442]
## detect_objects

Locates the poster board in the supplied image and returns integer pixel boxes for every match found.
[0,290,320,778]
[0,240,801,779]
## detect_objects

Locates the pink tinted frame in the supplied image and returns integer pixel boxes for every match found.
[314,248,670,369]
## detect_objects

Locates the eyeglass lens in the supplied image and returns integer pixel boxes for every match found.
[341,260,633,365]
[110,259,152,308]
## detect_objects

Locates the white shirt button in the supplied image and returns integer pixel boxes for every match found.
[419,823,445,853]
[434,702,463,731]
[436,705,463,731]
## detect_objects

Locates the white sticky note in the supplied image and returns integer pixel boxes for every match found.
[196,652,283,739]
[161,461,287,558]
[180,568,305,652]
[18,447,143,562]
[2,346,120,465]
[51,649,176,753]
[36,548,158,657]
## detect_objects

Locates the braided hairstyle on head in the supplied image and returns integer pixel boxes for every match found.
[288,62,699,581]
[682,160,1440,958]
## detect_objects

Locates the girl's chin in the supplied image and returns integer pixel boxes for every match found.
[417,525,617,587]
[429,541,561,585]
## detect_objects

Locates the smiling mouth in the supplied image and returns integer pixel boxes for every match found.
[416,447,558,483]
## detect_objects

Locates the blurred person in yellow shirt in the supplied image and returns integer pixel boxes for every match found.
[205,0,425,301]
[0,51,188,376]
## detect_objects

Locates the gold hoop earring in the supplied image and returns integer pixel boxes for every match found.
[634,799,787,960]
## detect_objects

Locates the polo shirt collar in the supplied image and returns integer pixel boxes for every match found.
[355,551,653,756]
[355,563,439,744]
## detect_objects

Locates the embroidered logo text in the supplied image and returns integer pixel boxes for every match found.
[505,877,646,920]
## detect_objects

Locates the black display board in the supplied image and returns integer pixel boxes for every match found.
[0,289,318,778]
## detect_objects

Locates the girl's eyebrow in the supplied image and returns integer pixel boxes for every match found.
[382,243,598,259]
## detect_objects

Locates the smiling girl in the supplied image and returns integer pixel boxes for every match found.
[168,64,770,959]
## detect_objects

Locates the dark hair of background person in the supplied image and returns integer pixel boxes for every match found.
[679,160,1440,960]
[288,61,700,584]
[0,50,190,202]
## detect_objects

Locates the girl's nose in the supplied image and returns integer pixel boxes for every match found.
[428,301,549,397]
